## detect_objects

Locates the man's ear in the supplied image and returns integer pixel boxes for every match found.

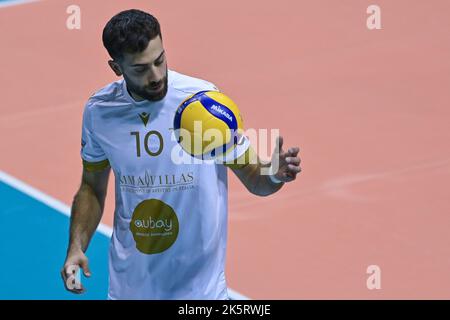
[108,60,123,76]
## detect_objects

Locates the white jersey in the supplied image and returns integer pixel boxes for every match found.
[80,69,249,300]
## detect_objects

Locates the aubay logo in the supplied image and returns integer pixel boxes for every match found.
[134,217,173,232]
[130,199,179,254]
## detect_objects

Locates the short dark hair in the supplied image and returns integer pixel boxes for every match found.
[102,9,162,61]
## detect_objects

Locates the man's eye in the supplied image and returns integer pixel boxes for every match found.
[135,68,147,73]
[155,57,164,66]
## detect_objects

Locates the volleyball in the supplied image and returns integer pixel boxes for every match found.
[173,90,245,161]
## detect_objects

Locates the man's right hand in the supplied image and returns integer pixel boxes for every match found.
[61,248,91,294]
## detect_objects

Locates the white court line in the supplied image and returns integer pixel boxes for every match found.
[227,288,249,300]
[0,169,251,300]
[0,170,113,237]
[0,0,40,8]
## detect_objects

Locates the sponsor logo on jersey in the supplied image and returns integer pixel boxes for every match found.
[130,199,179,254]
[139,112,150,126]
[211,104,233,122]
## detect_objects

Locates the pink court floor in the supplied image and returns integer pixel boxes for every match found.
[1,0,450,299]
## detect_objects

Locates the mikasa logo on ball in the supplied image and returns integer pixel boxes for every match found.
[211,104,233,122]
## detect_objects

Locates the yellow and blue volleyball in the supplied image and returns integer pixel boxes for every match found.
[173,90,244,160]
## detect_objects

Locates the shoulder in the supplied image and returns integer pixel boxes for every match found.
[85,79,127,110]
[169,69,220,95]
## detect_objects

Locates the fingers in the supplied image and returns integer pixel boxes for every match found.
[60,267,67,284]
[286,164,301,179]
[287,164,301,174]
[282,162,301,182]
[80,259,92,277]
[285,146,301,179]
[287,147,300,157]
[276,136,284,154]
[61,249,91,294]
[285,157,300,166]
[61,264,85,294]
[272,138,302,183]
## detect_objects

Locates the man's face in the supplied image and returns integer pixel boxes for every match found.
[119,35,168,102]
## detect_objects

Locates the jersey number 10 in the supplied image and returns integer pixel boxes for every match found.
[130,131,164,157]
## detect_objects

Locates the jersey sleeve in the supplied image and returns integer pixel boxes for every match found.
[80,103,110,172]
[210,83,220,92]
[200,79,220,93]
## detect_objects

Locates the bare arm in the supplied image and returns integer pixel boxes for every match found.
[229,147,284,196]
[69,166,111,252]
[61,164,111,294]
[227,136,301,197]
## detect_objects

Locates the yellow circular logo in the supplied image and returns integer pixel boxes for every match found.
[130,199,179,254]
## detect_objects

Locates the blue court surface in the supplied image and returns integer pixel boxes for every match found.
[0,0,38,7]
[0,176,110,300]
[0,0,108,300]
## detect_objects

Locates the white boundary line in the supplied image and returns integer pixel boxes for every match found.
[227,288,250,300]
[0,169,250,300]
[0,0,40,8]
[0,170,113,237]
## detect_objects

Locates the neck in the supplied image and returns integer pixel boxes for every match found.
[126,85,145,102]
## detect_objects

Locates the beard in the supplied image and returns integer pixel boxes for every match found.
[124,69,169,102]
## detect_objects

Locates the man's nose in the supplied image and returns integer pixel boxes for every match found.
[147,66,163,85]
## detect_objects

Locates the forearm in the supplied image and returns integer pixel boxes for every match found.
[237,161,284,197]
[251,163,284,196]
[68,184,105,253]
[230,137,300,196]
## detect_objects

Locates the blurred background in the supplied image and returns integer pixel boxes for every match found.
[1,0,450,299]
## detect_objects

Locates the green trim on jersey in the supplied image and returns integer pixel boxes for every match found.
[224,147,254,169]
[82,159,110,172]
